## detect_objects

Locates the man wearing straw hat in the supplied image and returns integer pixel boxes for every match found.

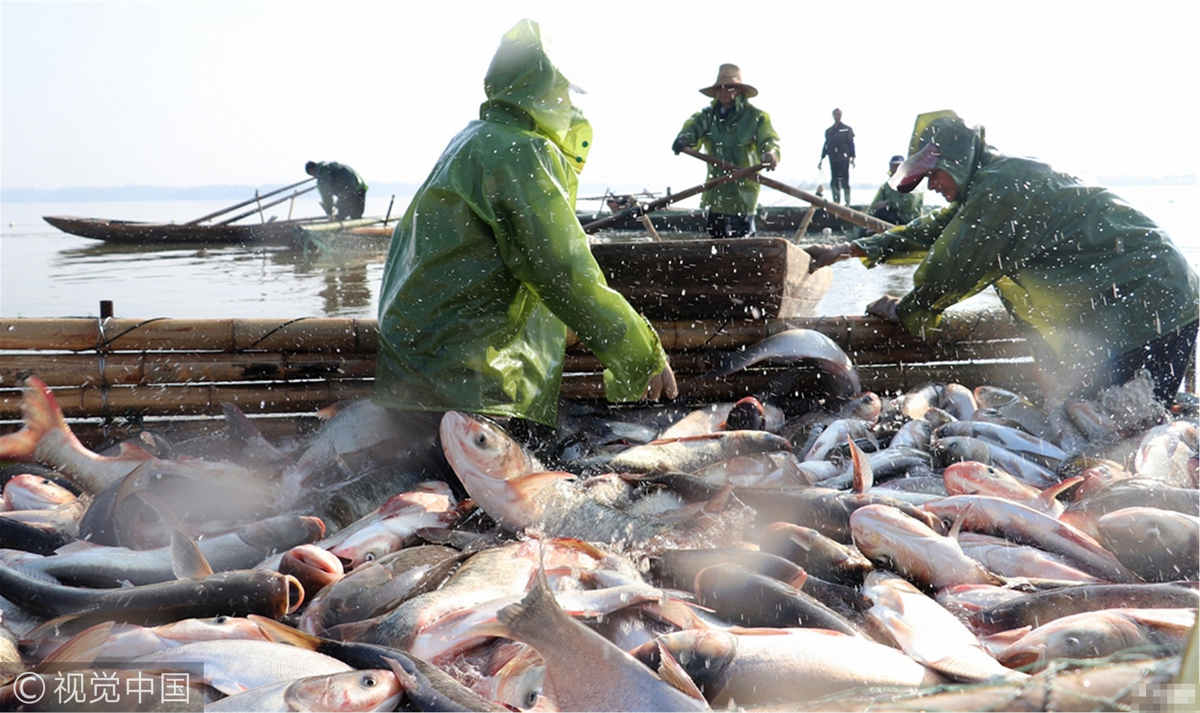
[672,64,781,238]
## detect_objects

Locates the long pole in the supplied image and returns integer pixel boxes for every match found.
[679,148,895,234]
[214,185,318,226]
[185,177,317,225]
[582,162,765,234]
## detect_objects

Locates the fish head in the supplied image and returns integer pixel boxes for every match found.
[640,629,737,691]
[329,528,406,570]
[236,515,326,552]
[490,643,547,711]
[943,461,1035,501]
[440,412,537,493]
[154,616,275,645]
[280,543,345,593]
[2,473,77,510]
[288,669,403,712]
[998,614,1134,671]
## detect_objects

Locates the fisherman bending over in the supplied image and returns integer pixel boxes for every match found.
[806,110,1198,421]
[305,160,368,220]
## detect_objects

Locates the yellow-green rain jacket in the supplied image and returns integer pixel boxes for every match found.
[853,111,1199,370]
[870,182,924,225]
[674,95,781,215]
[373,20,668,427]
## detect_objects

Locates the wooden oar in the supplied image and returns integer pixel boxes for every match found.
[679,147,895,234]
[582,162,765,234]
[214,185,318,226]
[185,177,316,225]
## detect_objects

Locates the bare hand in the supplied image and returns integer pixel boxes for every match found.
[865,295,901,322]
[817,160,823,170]
[803,244,851,272]
[646,362,678,401]
[761,151,778,171]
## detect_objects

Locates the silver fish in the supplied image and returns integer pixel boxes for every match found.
[706,328,860,398]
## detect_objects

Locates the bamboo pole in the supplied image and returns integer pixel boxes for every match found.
[0,314,1024,355]
[215,185,318,226]
[0,381,375,419]
[185,178,316,225]
[0,353,378,388]
[794,185,825,238]
[678,148,895,234]
[582,163,765,234]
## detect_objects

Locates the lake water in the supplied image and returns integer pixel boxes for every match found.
[2,184,1197,320]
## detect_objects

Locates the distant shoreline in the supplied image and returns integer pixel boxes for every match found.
[3,175,1195,203]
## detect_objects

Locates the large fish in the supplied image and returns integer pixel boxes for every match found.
[922,495,1140,583]
[849,503,1003,590]
[205,669,403,712]
[955,532,1105,583]
[658,398,787,439]
[0,559,300,623]
[132,638,354,696]
[968,582,1200,634]
[441,412,742,547]
[300,545,465,636]
[16,514,323,588]
[862,570,1026,683]
[1096,506,1200,582]
[930,436,1060,488]
[704,328,860,399]
[483,566,709,712]
[997,607,1196,672]
[692,563,867,637]
[942,461,1078,517]
[758,521,875,586]
[631,627,942,708]
[934,421,1068,469]
[973,386,1054,441]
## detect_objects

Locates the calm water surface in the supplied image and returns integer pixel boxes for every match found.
[2,185,1197,320]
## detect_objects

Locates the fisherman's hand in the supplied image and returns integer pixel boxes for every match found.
[646,362,678,401]
[804,243,852,272]
[761,151,778,171]
[866,295,902,323]
[817,160,823,169]
[672,137,690,155]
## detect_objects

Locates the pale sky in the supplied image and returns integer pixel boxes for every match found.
[2,0,1197,198]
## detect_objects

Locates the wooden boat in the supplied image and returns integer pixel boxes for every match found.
[43,215,384,246]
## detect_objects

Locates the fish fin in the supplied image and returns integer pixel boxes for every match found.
[11,562,62,585]
[927,652,1027,683]
[222,402,289,462]
[655,643,707,702]
[507,471,577,501]
[849,436,873,493]
[1039,476,1084,506]
[52,540,107,555]
[382,656,421,694]
[246,613,323,650]
[34,621,115,673]
[948,510,968,539]
[170,528,214,580]
[0,377,70,462]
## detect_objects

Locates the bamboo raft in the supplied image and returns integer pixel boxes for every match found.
[0,312,1040,446]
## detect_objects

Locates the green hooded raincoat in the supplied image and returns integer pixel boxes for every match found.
[674,96,781,215]
[373,20,668,427]
[853,111,1199,378]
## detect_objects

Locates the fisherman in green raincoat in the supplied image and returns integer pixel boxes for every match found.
[869,154,924,225]
[807,110,1199,410]
[672,64,781,238]
[373,20,676,480]
[305,161,368,220]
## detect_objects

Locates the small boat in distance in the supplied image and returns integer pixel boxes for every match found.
[43,178,385,246]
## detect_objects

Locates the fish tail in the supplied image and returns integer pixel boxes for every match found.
[0,376,72,462]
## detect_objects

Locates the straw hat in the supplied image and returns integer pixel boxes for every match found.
[700,64,758,98]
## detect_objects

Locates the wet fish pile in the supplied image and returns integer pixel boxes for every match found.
[0,344,1196,711]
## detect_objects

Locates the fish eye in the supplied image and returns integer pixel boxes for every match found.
[362,674,377,687]
[215,616,228,624]
[525,690,540,707]
[364,553,376,562]
[475,433,489,447]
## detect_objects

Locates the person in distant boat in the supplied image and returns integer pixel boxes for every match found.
[672,64,781,238]
[868,154,924,226]
[818,108,855,206]
[305,160,368,220]
[373,20,676,489]
[805,110,1199,417]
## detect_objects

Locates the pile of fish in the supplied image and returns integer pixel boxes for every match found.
[0,331,1196,711]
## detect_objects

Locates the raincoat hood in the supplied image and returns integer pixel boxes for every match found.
[482,19,592,173]
[890,111,985,196]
